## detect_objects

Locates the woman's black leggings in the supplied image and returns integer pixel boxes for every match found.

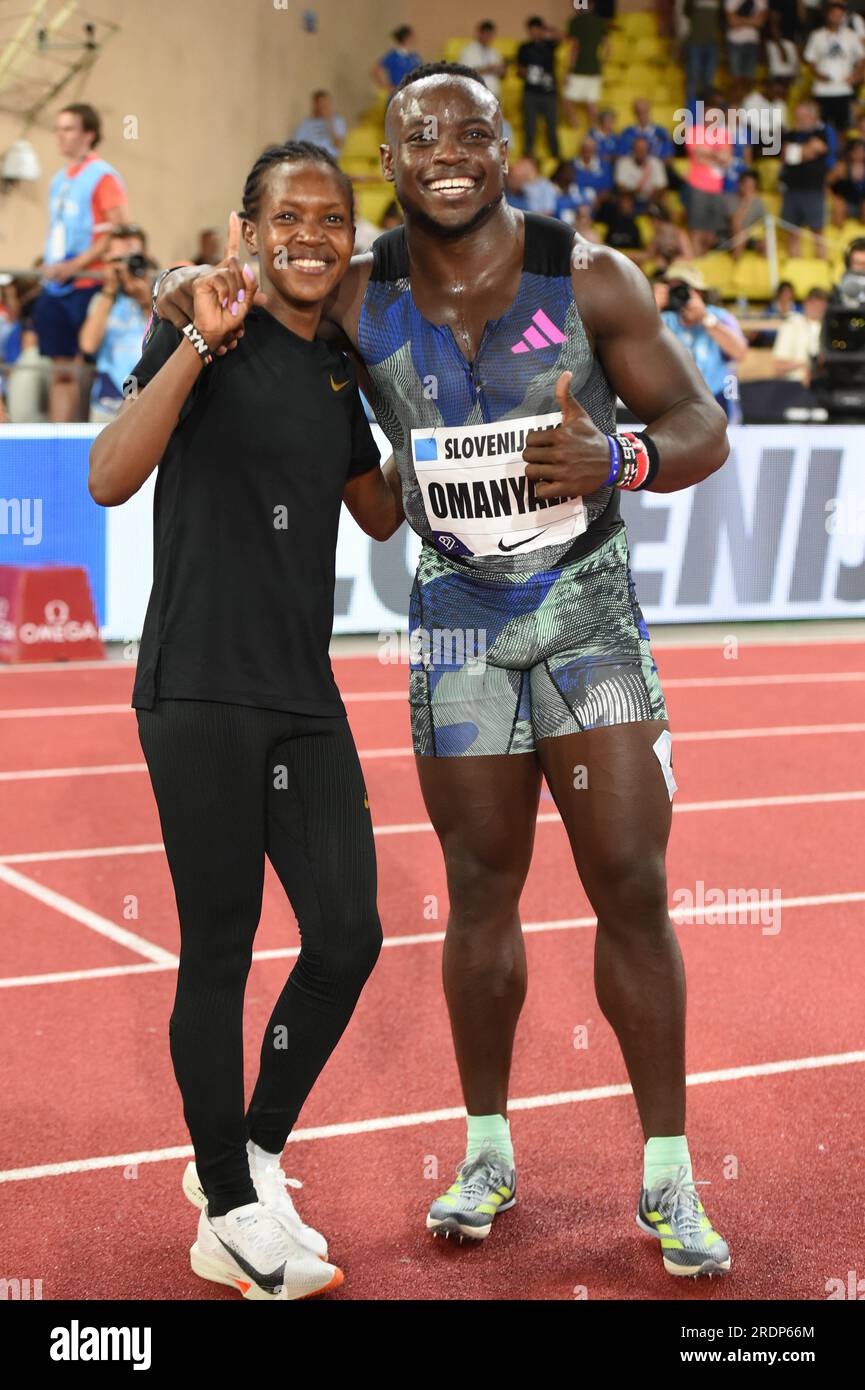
[136,698,382,1218]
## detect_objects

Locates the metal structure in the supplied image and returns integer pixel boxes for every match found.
[0,2,119,125]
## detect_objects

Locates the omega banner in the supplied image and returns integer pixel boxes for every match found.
[332,423,865,633]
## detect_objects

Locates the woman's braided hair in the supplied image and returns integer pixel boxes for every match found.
[240,141,355,222]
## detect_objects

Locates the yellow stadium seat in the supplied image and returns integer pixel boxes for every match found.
[695,252,736,295]
[493,38,519,62]
[339,156,380,177]
[761,191,781,216]
[617,13,658,38]
[632,36,668,62]
[557,126,582,160]
[354,183,397,226]
[342,127,383,160]
[776,258,833,297]
[443,37,473,62]
[636,214,654,245]
[757,159,780,192]
[732,253,773,300]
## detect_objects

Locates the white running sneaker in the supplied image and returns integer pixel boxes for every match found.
[190,1201,342,1301]
[182,1141,328,1259]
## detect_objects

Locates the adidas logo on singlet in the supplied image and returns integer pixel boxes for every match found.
[510,309,568,354]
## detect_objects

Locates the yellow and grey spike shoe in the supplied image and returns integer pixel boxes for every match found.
[426,1144,516,1242]
[637,1165,731,1277]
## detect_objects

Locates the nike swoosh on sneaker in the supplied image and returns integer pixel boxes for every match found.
[497,530,548,552]
[330,375,349,391]
[212,1229,285,1294]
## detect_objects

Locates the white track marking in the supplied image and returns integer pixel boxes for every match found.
[2,788,865,866]
[0,704,129,719]
[0,843,163,865]
[1,1048,863,1183]
[1,891,862,989]
[2,670,865,720]
[0,763,146,783]
[0,864,177,966]
[3,720,865,783]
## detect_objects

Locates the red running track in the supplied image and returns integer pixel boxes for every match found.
[0,639,863,1300]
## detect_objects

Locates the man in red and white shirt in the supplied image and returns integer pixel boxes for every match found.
[33,103,129,421]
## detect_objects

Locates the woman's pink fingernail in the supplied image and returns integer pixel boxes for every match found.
[230,300,239,315]
[242,264,255,282]
[221,296,228,308]
[237,288,245,302]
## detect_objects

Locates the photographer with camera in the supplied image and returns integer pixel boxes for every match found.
[79,224,156,422]
[660,262,747,417]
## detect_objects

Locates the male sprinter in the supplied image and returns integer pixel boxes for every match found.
[156,66,731,1279]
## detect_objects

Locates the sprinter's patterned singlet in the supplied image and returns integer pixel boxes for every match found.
[356,212,621,574]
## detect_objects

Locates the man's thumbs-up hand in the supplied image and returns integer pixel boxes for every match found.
[523,371,612,500]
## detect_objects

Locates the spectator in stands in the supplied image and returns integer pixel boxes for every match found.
[0,273,49,424]
[563,0,609,127]
[292,90,346,158]
[598,189,645,254]
[729,169,768,256]
[614,135,669,211]
[683,0,723,104]
[804,2,865,132]
[765,8,800,88]
[740,79,789,149]
[372,26,422,92]
[505,155,559,213]
[571,134,615,209]
[684,105,734,253]
[780,100,829,256]
[78,225,155,423]
[767,279,800,315]
[193,229,221,266]
[517,15,563,161]
[772,285,828,380]
[32,103,129,423]
[588,107,622,166]
[828,136,865,217]
[724,0,769,101]
[619,98,675,161]
[459,21,505,98]
[379,200,404,231]
[661,263,748,415]
[643,207,695,267]
[551,160,594,223]
[573,203,603,242]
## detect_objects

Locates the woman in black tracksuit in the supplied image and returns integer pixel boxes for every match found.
[89,143,402,1300]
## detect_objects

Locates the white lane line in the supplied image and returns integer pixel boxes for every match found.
[1,890,862,990]
[2,788,865,866]
[3,722,865,785]
[0,843,163,865]
[0,864,177,966]
[1,670,865,720]
[0,763,146,783]
[2,1047,863,1183]
[0,704,129,719]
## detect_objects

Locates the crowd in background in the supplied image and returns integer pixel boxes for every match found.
[3,4,864,424]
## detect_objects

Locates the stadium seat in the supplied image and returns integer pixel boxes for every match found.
[694,252,736,295]
[342,127,383,161]
[781,258,833,297]
[732,253,773,300]
[443,37,473,62]
[354,182,396,226]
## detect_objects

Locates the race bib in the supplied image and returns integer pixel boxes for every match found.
[411,414,586,559]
